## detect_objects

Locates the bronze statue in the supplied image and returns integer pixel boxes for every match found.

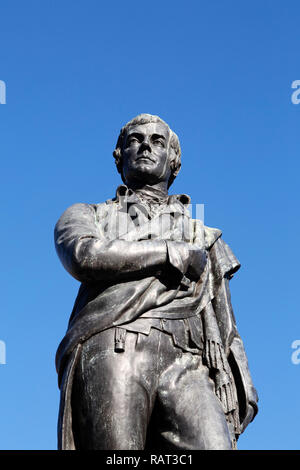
[54,114,258,450]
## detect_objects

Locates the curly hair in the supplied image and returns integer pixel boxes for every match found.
[113,114,181,188]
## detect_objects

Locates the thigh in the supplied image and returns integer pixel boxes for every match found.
[156,351,232,450]
[71,328,158,450]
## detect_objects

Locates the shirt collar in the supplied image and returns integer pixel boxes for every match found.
[115,184,191,208]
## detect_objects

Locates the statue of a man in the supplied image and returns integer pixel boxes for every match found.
[54,114,258,450]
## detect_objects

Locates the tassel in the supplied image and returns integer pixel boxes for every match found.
[114,328,126,352]
[204,339,238,415]
[202,303,241,435]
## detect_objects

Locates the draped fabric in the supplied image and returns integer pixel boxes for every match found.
[54,188,258,449]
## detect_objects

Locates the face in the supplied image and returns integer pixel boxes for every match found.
[121,122,172,187]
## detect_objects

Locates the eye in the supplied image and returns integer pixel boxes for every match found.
[153,140,164,147]
[128,137,139,145]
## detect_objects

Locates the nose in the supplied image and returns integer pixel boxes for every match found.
[139,139,151,153]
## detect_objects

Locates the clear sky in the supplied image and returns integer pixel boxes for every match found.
[0,0,299,450]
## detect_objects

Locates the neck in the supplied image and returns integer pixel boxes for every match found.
[127,180,169,198]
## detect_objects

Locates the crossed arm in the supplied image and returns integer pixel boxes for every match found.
[54,203,206,283]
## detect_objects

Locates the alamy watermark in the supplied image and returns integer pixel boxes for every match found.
[291,340,300,365]
[101,200,205,245]
[291,80,300,104]
[0,80,6,104]
[0,340,6,364]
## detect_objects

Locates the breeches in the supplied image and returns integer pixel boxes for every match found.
[71,327,232,450]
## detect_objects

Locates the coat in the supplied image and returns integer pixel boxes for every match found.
[54,188,258,449]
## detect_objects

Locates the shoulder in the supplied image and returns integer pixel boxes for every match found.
[56,202,97,225]
[54,202,107,241]
[204,225,240,279]
[204,225,222,249]
[55,199,117,231]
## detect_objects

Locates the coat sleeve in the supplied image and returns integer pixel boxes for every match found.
[54,203,168,283]
[209,237,258,427]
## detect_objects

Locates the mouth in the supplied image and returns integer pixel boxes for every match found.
[136,154,155,163]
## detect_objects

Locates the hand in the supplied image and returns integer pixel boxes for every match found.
[186,246,207,281]
[166,241,207,282]
[166,240,191,277]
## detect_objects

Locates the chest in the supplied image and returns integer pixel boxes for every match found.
[95,201,201,245]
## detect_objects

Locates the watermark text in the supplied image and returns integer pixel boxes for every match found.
[0,340,6,364]
[291,340,300,364]
[0,80,6,104]
[291,80,300,104]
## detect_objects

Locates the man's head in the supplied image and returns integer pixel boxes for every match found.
[113,114,181,188]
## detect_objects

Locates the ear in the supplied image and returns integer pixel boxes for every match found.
[169,146,181,177]
[113,148,123,175]
[167,147,181,188]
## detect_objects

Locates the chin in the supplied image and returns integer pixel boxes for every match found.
[133,166,157,179]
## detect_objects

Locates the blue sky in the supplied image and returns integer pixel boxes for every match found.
[0,0,299,450]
